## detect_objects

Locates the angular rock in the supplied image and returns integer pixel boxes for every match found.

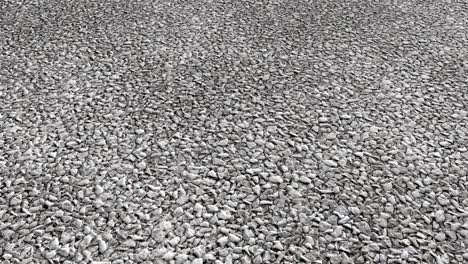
[323,160,338,167]
[269,176,283,184]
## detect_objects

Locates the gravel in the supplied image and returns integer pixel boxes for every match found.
[1,0,468,263]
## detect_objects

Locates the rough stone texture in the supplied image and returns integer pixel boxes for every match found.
[1,0,468,263]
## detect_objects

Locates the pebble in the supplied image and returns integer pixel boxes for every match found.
[323,160,338,167]
[218,139,229,146]
[217,236,229,245]
[58,245,70,257]
[10,196,22,206]
[288,188,302,198]
[435,232,446,241]
[123,239,137,248]
[207,204,219,212]
[95,185,104,195]
[98,239,108,253]
[253,255,263,264]
[169,236,180,247]
[139,248,151,260]
[2,229,14,240]
[269,176,283,184]
[435,209,445,223]
[299,176,311,184]
[280,165,288,172]
[163,251,176,260]
[437,194,450,206]
[213,158,225,166]
[136,161,147,170]
[329,254,342,264]
[192,258,204,264]
[369,126,379,133]
[349,207,361,215]
[272,241,284,251]
[228,234,242,242]
[176,254,189,263]
[382,182,393,191]
[80,234,94,248]
[207,170,217,178]
[218,210,232,220]
[157,140,169,149]
[70,168,78,175]
[49,237,60,249]
[193,245,205,257]
[45,250,57,258]
[160,221,173,231]
[186,227,196,238]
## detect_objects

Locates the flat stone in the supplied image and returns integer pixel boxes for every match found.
[218,139,229,146]
[323,160,338,167]
[123,239,137,247]
[207,204,219,212]
[299,176,311,184]
[228,234,242,243]
[269,176,283,184]
[288,188,302,198]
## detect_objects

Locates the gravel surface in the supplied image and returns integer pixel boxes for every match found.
[1,0,468,263]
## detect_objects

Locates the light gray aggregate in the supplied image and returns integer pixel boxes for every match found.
[1,0,468,263]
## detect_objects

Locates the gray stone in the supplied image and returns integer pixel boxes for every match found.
[435,232,446,241]
[218,139,229,146]
[438,194,450,206]
[228,234,242,242]
[218,210,232,220]
[217,236,228,245]
[162,251,176,260]
[323,160,338,167]
[175,254,189,263]
[95,185,104,195]
[192,258,204,264]
[98,238,108,253]
[269,176,283,184]
[137,160,147,169]
[434,209,445,223]
[123,239,137,248]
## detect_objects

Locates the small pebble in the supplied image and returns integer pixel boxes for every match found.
[163,251,176,260]
[435,210,445,223]
[269,176,283,184]
[323,160,338,167]
[192,258,204,264]
[136,160,147,170]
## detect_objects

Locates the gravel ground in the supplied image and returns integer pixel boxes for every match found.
[1,0,468,263]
